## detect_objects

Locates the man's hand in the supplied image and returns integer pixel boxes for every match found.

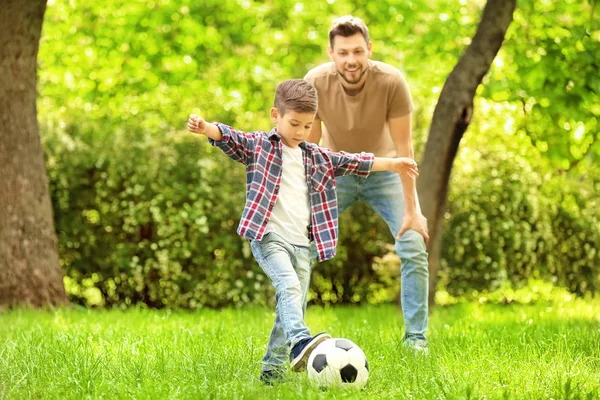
[397,212,430,245]
[187,114,207,135]
[392,157,419,179]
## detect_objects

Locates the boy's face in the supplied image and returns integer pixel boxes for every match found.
[270,108,315,148]
[328,33,372,86]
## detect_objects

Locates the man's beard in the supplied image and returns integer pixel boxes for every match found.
[337,66,367,85]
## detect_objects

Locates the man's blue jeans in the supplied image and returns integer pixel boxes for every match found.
[336,171,429,340]
[250,232,312,372]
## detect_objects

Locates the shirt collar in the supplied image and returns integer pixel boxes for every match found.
[267,128,314,152]
[267,128,280,141]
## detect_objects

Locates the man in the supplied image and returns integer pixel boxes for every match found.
[304,15,430,350]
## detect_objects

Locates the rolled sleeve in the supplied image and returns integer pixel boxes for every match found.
[207,122,256,165]
[331,151,374,177]
[207,122,233,146]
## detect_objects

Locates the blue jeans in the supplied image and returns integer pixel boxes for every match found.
[250,232,312,372]
[314,171,429,341]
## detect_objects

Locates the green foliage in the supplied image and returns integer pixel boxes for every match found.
[435,279,578,306]
[543,175,599,295]
[441,143,556,294]
[45,125,274,308]
[310,204,400,306]
[38,0,599,307]
[483,0,600,172]
[438,103,600,296]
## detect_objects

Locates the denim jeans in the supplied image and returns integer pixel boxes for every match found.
[339,171,429,340]
[250,232,312,372]
[311,171,429,341]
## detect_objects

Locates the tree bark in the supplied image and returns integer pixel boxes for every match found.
[0,0,68,308]
[417,0,516,306]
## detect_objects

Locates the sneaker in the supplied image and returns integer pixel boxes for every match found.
[259,369,286,386]
[289,332,331,371]
[403,338,429,354]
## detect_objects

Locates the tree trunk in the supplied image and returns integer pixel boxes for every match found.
[417,0,516,307]
[0,0,68,308]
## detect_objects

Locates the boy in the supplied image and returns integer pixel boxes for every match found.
[187,79,418,383]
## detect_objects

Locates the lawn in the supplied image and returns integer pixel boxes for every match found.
[1,296,599,399]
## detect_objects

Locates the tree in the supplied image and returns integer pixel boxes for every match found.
[418,0,517,305]
[0,0,68,308]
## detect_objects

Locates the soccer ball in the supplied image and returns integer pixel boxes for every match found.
[307,338,369,389]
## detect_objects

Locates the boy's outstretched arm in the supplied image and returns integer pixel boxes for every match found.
[187,114,223,141]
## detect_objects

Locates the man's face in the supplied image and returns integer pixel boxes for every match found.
[328,33,372,86]
[270,109,315,148]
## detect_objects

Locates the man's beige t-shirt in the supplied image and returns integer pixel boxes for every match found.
[304,60,414,158]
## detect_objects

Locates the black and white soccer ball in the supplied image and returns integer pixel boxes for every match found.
[307,338,369,389]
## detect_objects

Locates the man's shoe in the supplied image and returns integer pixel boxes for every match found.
[259,369,286,386]
[289,332,332,371]
[403,338,429,354]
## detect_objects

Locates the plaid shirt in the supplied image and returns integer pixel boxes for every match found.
[209,123,374,261]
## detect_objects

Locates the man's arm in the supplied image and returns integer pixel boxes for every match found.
[307,118,322,144]
[389,113,414,159]
[372,157,418,178]
[388,114,430,243]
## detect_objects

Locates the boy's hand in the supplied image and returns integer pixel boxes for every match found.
[187,114,207,135]
[393,157,419,179]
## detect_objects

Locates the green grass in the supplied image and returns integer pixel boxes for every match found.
[1,298,599,399]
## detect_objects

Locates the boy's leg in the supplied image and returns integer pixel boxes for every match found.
[251,232,327,372]
[360,171,429,342]
[260,242,313,373]
[296,247,311,316]
[261,314,287,373]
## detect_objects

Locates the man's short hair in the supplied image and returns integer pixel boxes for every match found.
[328,15,370,48]
[274,79,317,116]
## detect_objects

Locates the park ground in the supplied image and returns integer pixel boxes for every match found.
[1,292,599,399]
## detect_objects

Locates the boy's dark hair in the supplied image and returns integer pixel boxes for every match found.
[328,15,370,48]
[274,79,317,116]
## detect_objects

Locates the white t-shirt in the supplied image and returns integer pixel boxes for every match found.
[264,144,311,246]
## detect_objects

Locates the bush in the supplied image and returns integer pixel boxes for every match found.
[439,145,556,295]
[543,176,599,295]
[44,121,407,308]
[45,125,275,308]
[44,122,599,308]
[437,132,599,297]
[309,203,401,306]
